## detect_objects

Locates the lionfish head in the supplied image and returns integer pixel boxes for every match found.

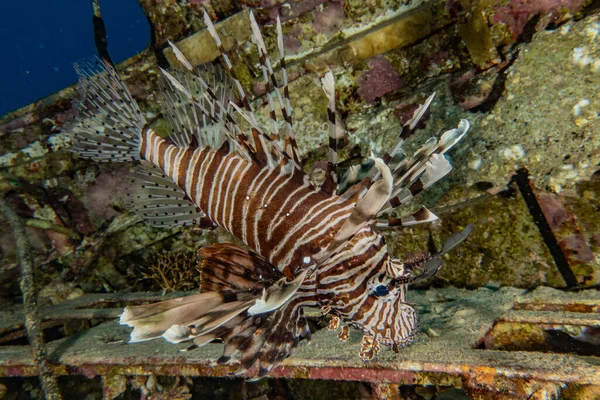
[346,258,418,360]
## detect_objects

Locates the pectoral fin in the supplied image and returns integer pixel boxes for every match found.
[316,154,392,264]
[409,223,474,284]
[248,269,309,315]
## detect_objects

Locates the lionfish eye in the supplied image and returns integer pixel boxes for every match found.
[374,285,389,297]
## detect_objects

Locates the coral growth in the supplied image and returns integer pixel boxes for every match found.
[135,250,201,294]
[560,235,595,264]
[82,165,129,222]
[357,57,404,104]
[313,1,344,36]
[492,0,587,40]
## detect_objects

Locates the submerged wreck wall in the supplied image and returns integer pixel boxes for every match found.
[0,0,597,303]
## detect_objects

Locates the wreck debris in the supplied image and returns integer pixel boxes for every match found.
[0,196,63,400]
[91,0,113,66]
[0,287,599,398]
[513,168,579,288]
[0,0,598,394]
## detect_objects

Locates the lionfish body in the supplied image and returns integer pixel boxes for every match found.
[68,11,472,377]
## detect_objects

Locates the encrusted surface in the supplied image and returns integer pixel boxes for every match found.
[457,14,600,193]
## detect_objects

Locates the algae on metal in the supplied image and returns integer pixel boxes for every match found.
[455,15,600,192]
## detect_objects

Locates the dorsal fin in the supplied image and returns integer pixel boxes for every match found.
[160,47,255,162]
[158,64,233,149]
[202,11,303,172]
[248,12,301,166]
[199,243,284,293]
[320,71,341,195]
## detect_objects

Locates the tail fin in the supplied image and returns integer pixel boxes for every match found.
[119,243,312,377]
[68,58,146,162]
[119,291,257,343]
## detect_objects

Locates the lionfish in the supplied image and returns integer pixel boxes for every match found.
[68,11,472,377]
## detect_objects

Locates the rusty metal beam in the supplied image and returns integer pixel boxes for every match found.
[0,287,598,399]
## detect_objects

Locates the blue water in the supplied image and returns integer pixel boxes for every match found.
[0,0,150,117]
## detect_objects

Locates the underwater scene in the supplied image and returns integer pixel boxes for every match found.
[0,0,599,399]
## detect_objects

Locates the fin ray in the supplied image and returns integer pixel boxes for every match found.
[124,163,205,227]
[68,58,146,162]
[199,242,285,293]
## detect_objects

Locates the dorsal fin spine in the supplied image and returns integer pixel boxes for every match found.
[68,58,146,163]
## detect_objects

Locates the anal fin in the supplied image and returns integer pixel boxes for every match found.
[199,243,285,293]
[124,162,205,227]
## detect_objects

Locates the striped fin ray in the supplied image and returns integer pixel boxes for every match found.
[320,71,340,195]
[68,58,146,162]
[203,11,303,172]
[158,64,232,149]
[276,17,300,165]
[338,160,373,194]
[314,154,393,265]
[338,93,436,192]
[375,93,436,177]
[379,119,470,214]
[249,12,280,142]
[249,12,301,166]
[124,162,205,227]
[375,206,438,229]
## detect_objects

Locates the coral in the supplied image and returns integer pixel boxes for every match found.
[357,57,405,104]
[129,375,192,400]
[261,0,327,24]
[135,250,201,294]
[136,0,210,47]
[492,0,588,40]
[82,165,129,223]
[537,192,570,230]
[38,281,84,306]
[283,34,302,55]
[313,1,344,36]
[560,234,595,264]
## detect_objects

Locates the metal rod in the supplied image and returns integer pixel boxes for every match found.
[91,0,114,66]
[0,196,63,400]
